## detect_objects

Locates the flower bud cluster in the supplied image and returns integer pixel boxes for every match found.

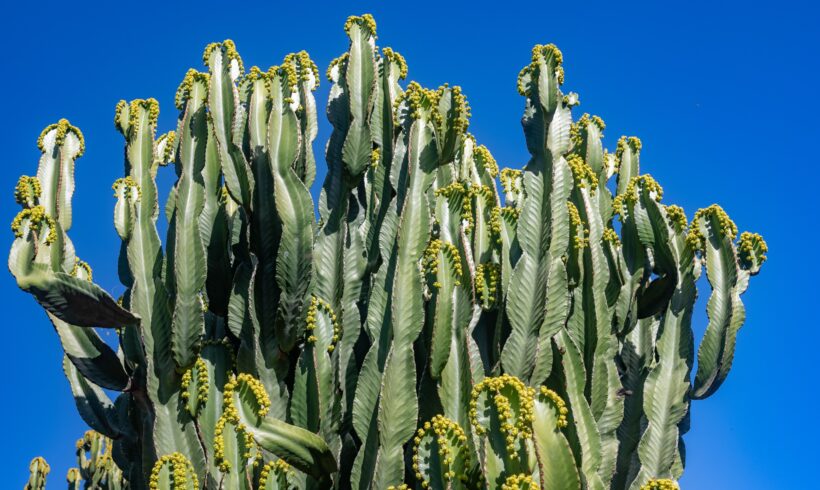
[224,373,272,419]
[180,357,209,415]
[38,118,85,157]
[686,204,737,251]
[739,231,768,265]
[382,47,408,79]
[469,374,536,452]
[14,175,41,208]
[258,459,292,488]
[422,239,463,289]
[326,53,349,83]
[570,113,606,149]
[474,144,498,178]
[613,175,664,218]
[500,168,522,198]
[71,258,93,282]
[269,61,299,105]
[284,51,320,91]
[640,479,679,490]
[175,69,210,110]
[344,14,377,38]
[665,205,688,232]
[517,43,565,96]
[501,473,539,490]
[435,182,471,230]
[203,40,244,74]
[475,262,501,308]
[567,201,589,250]
[370,148,380,169]
[537,386,569,429]
[148,453,198,490]
[394,81,443,125]
[501,205,521,222]
[157,131,176,166]
[443,84,471,136]
[615,136,643,165]
[215,374,269,473]
[127,99,160,131]
[411,415,470,487]
[567,154,599,193]
[214,413,255,473]
[112,176,141,202]
[488,205,503,243]
[603,227,621,247]
[305,295,340,353]
[11,205,57,245]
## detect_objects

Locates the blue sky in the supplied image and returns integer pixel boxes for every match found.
[2,1,817,488]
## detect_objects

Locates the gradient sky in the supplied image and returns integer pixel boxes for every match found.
[2,1,817,488]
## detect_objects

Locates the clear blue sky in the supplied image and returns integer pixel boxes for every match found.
[2,1,817,488]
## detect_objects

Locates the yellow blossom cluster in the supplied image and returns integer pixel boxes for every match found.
[203,39,244,74]
[615,136,643,161]
[326,53,349,82]
[411,415,470,487]
[443,84,471,136]
[126,99,160,132]
[501,473,539,490]
[37,118,85,157]
[285,51,320,91]
[15,175,41,208]
[268,60,299,105]
[158,131,176,165]
[394,81,443,125]
[180,357,209,414]
[488,206,503,243]
[739,231,768,265]
[112,176,141,201]
[344,14,377,38]
[71,258,93,282]
[174,69,210,110]
[603,227,621,247]
[435,182,470,228]
[258,459,292,488]
[305,295,341,353]
[148,453,198,490]
[517,43,564,96]
[567,154,599,193]
[501,205,521,222]
[613,175,664,217]
[686,204,737,251]
[422,239,463,289]
[370,148,380,169]
[537,386,569,429]
[474,144,498,178]
[570,113,606,149]
[640,478,679,490]
[567,201,589,250]
[475,262,501,308]
[382,47,408,79]
[11,205,57,245]
[665,205,688,231]
[469,374,536,452]
[214,413,255,473]
[500,168,522,197]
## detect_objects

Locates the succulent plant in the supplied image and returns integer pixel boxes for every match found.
[12,13,766,490]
